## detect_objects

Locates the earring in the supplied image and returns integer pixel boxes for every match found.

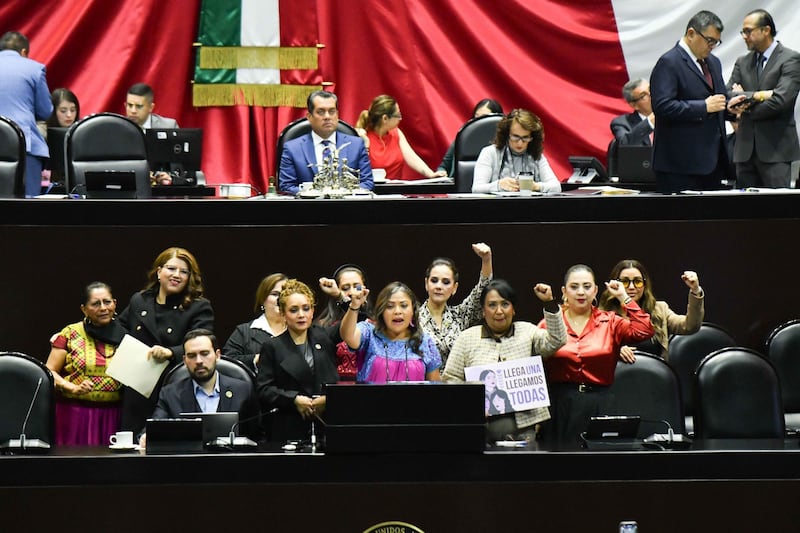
[83,316,91,325]
[592,297,599,307]
[259,305,265,312]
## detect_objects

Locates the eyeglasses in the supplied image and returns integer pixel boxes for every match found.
[693,27,721,48]
[739,26,764,37]
[630,91,650,103]
[509,134,533,143]
[618,277,645,288]
[390,113,402,120]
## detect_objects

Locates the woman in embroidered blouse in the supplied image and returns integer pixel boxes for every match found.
[472,108,561,193]
[443,279,567,442]
[598,259,704,361]
[46,282,126,446]
[538,264,654,449]
[340,282,441,383]
[223,273,288,372]
[316,263,373,381]
[419,242,493,368]
[355,94,448,181]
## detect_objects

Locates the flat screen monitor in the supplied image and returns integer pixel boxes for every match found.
[145,128,203,180]
[616,145,656,183]
[46,127,68,189]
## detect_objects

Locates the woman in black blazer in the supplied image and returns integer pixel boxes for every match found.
[118,247,214,432]
[257,279,338,443]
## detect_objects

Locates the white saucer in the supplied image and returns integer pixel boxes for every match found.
[108,443,139,451]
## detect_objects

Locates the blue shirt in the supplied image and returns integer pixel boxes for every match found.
[192,371,221,413]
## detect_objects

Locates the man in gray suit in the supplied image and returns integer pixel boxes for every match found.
[124,82,179,130]
[0,31,53,197]
[727,9,800,188]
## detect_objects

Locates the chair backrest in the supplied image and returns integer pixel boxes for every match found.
[694,347,784,439]
[164,355,257,394]
[65,112,151,198]
[0,352,55,445]
[453,113,503,192]
[668,322,736,415]
[274,117,359,179]
[765,319,800,412]
[0,116,26,198]
[606,138,619,177]
[608,351,685,437]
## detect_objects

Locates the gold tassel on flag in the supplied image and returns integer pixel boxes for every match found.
[198,46,318,70]
[192,83,322,107]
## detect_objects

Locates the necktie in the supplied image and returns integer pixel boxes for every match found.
[756,53,766,78]
[321,139,332,162]
[697,59,713,87]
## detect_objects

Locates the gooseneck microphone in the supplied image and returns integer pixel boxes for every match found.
[1,377,51,453]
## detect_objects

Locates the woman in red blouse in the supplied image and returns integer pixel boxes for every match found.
[538,264,654,449]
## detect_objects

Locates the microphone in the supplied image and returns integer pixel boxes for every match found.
[642,419,692,449]
[1,377,51,453]
[213,408,277,450]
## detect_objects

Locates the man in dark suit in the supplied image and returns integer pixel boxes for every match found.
[0,31,53,197]
[140,329,258,446]
[727,9,800,188]
[650,11,745,193]
[610,78,654,146]
[279,90,373,194]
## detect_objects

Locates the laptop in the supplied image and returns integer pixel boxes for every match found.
[145,418,204,454]
[584,415,641,439]
[179,412,258,449]
[616,145,655,183]
[83,170,137,198]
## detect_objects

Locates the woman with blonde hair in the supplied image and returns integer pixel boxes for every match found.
[355,94,447,181]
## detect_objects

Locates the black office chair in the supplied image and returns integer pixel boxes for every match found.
[606,138,619,177]
[164,355,257,391]
[0,352,55,448]
[274,117,359,179]
[0,115,26,198]
[765,319,800,430]
[608,351,685,438]
[693,347,784,439]
[668,322,736,433]
[452,113,503,192]
[65,112,151,198]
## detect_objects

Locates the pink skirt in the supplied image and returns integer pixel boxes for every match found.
[55,398,121,447]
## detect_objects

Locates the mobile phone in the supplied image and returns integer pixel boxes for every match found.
[619,521,638,532]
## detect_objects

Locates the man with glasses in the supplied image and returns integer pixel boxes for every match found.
[726,9,800,188]
[279,90,373,195]
[611,79,654,146]
[650,11,745,193]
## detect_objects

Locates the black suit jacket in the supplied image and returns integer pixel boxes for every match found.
[150,373,258,438]
[117,289,215,432]
[610,112,652,146]
[256,326,339,441]
[650,43,729,176]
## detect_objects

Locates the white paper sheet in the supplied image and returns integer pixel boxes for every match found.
[106,334,168,398]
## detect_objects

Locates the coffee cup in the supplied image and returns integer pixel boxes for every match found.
[372,168,387,181]
[518,173,534,194]
[109,431,134,447]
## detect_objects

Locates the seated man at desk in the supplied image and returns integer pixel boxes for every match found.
[279,90,373,195]
[139,329,258,447]
[611,78,655,146]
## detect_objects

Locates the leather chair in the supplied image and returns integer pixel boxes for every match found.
[0,352,55,447]
[608,351,685,438]
[65,112,151,198]
[765,319,800,430]
[668,322,736,433]
[694,347,784,439]
[452,113,503,192]
[164,355,257,391]
[0,116,26,198]
[274,117,359,179]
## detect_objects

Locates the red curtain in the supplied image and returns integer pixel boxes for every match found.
[1,0,630,189]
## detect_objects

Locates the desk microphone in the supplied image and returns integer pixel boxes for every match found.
[220,408,277,449]
[1,377,51,453]
[642,419,692,449]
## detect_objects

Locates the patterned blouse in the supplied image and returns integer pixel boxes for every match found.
[419,273,492,368]
[355,322,441,383]
[51,321,121,402]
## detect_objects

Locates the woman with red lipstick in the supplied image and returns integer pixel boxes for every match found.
[118,247,214,433]
[46,282,126,445]
[599,259,704,361]
[340,282,441,383]
[539,264,655,449]
[257,279,338,442]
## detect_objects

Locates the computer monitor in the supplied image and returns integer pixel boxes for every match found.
[145,128,203,181]
[46,127,68,190]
